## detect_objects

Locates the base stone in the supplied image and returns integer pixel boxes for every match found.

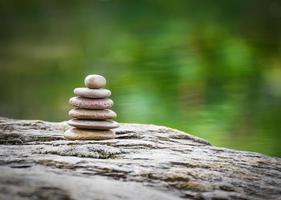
[64,128,116,140]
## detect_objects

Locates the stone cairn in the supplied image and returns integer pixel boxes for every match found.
[64,74,119,140]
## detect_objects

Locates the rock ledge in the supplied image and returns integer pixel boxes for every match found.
[0,117,280,200]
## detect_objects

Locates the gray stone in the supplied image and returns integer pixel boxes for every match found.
[69,108,117,120]
[69,97,113,109]
[74,88,111,99]
[1,117,280,200]
[84,74,106,89]
[68,119,119,130]
[64,128,115,140]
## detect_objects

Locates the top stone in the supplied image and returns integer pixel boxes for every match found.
[84,74,106,89]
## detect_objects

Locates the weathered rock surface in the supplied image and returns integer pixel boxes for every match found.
[0,117,280,200]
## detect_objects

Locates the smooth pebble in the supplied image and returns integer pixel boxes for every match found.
[84,74,106,89]
[69,97,113,109]
[68,119,119,130]
[74,88,111,99]
[64,128,115,140]
[69,108,117,120]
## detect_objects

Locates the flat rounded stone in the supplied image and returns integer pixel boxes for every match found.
[85,74,106,89]
[74,87,111,99]
[68,119,119,130]
[69,108,117,120]
[69,97,113,109]
[64,128,115,140]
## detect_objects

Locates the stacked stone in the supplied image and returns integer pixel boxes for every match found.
[64,75,119,140]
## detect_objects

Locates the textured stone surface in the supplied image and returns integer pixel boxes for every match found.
[69,108,117,120]
[64,128,116,140]
[69,97,113,109]
[68,119,119,130]
[84,74,106,89]
[0,117,280,200]
[74,88,111,99]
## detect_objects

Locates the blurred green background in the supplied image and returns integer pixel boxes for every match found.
[0,0,281,157]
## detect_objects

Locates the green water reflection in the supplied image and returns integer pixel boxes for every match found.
[0,1,281,157]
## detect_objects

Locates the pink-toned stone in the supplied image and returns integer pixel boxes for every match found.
[64,128,115,140]
[68,119,119,130]
[74,88,111,99]
[69,108,117,120]
[69,97,113,109]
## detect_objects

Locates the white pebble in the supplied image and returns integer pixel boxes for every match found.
[84,74,106,89]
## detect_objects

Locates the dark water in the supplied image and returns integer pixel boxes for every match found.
[0,1,281,157]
